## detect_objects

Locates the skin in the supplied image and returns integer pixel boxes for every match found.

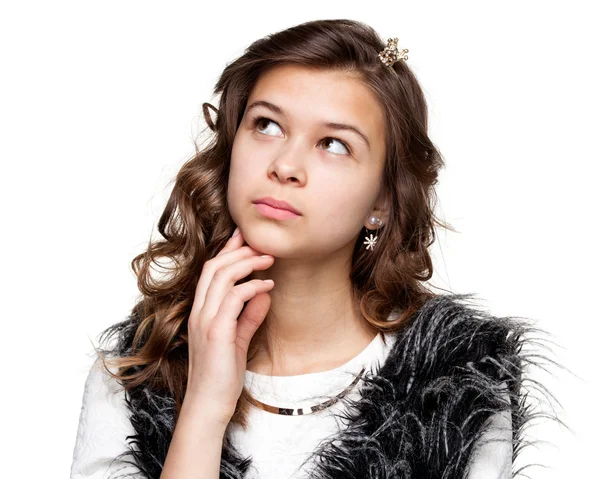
[227,64,390,376]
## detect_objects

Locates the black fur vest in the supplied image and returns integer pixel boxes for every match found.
[101,293,557,478]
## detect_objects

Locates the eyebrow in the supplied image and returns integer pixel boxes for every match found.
[245,100,371,150]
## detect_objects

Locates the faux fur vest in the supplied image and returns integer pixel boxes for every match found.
[100,293,555,478]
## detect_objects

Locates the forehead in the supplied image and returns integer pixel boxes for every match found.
[246,64,386,150]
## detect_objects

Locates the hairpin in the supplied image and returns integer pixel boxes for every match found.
[378,38,409,67]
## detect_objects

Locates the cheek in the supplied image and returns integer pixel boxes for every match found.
[227,139,265,221]
[227,145,243,214]
[229,139,257,187]
[311,176,371,230]
[230,136,263,180]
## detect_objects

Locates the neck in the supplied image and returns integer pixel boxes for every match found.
[247,243,379,376]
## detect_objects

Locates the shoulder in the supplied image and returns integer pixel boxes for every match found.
[71,357,137,479]
[382,293,555,475]
[394,293,536,371]
[82,357,129,410]
[404,292,530,336]
[383,292,542,412]
[74,357,133,437]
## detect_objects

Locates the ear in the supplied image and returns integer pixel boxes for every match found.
[364,187,391,231]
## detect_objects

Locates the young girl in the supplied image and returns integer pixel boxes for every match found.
[70,19,559,479]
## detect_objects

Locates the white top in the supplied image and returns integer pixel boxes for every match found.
[226,331,398,477]
[70,332,512,478]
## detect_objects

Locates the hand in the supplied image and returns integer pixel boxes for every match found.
[185,227,275,423]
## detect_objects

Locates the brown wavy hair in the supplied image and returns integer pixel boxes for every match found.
[95,18,455,429]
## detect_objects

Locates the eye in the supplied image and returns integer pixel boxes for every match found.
[251,116,283,137]
[250,115,352,156]
[318,137,351,156]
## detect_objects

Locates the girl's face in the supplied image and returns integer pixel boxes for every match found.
[228,64,387,259]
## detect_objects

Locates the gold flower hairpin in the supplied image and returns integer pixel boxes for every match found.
[378,37,409,67]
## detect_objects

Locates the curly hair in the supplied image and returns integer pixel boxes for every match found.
[95,18,456,430]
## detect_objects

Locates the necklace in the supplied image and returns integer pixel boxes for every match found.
[245,366,367,416]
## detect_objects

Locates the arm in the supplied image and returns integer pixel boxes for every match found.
[160,395,230,479]
[70,358,140,479]
[71,357,232,479]
[465,382,513,479]
[466,409,513,479]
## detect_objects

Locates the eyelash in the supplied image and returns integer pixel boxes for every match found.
[250,115,352,155]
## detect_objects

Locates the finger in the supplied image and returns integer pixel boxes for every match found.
[208,279,274,340]
[215,226,245,257]
[191,245,268,319]
[236,290,272,354]
[199,255,275,329]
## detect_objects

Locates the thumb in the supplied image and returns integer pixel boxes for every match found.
[236,292,271,353]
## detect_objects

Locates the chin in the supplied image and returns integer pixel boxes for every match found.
[242,231,278,256]
[246,230,309,259]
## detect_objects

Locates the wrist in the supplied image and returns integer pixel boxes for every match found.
[180,393,234,431]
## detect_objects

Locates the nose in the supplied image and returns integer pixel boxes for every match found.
[267,138,307,185]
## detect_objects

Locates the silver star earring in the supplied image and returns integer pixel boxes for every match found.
[363,215,383,251]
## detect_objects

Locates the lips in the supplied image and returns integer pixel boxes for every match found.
[253,196,301,215]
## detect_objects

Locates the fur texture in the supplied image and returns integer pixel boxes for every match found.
[99,293,562,478]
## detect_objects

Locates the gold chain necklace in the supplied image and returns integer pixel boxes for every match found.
[245,367,367,416]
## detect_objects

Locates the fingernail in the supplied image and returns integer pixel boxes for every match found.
[232,227,240,237]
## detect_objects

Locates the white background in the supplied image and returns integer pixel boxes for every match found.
[1,1,598,477]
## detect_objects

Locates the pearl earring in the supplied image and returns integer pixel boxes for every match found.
[364,216,383,251]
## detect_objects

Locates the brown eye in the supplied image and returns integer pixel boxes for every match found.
[319,137,351,156]
[252,116,282,136]
[257,118,270,130]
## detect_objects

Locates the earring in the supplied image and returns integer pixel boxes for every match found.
[364,216,383,251]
